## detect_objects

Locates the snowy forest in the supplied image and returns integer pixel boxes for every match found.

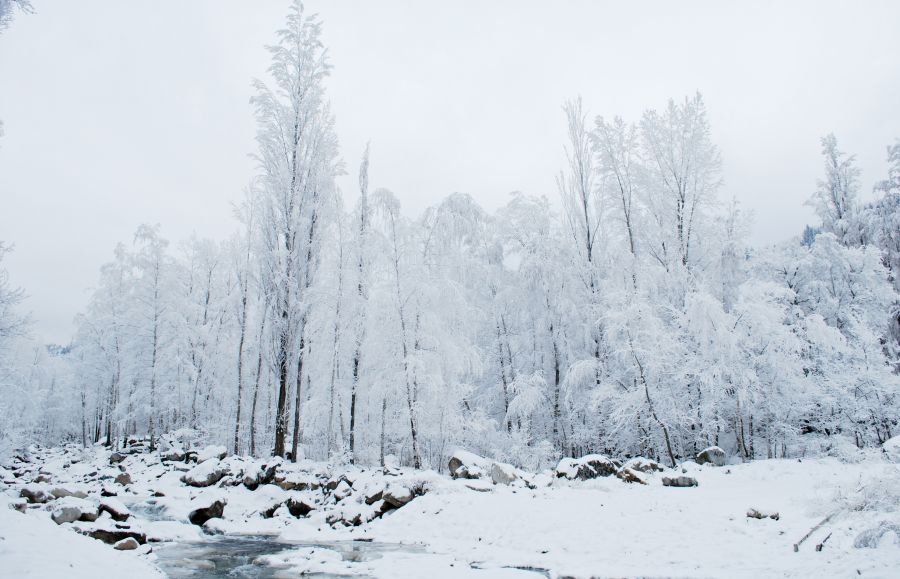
[1,2,899,473]
[4,2,900,577]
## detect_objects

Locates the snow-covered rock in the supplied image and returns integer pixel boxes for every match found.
[51,497,99,525]
[624,457,664,473]
[333,479,353,500]
[188,496,226,526]
[556,454,618,480]
[285,498,314,518]
[114,472,132,486]
[746,508,779,520]
[243,463,277,490]
[490,462,518,485]
[383,483,415,508]
[275,471,320,491]
[113,537,140,550]
[77,520,147,545]
[180,458,226,487]
[616,467,647,484]
[448,450,490,479]
[51,486,88,499]
[662,475,698,487]
[196,445,228,463]
[20,484,54,504]
[98,497,131,522]
[696,446,727,466]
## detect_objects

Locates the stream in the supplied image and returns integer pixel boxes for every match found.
[128,499,548,578]
[128,499,423,578]
[152,535,415,578]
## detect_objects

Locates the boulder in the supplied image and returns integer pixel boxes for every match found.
[109,452,126,465]
[333,480,353,501]
[383,483,415,508]
[114,472,132,486]
[196,445,227,462]
[662,475,698,488]
[556,455,618,480]
[10,499,28,513]
[99,498,131,522]
[51,497,99,524]
[243,464,277,490]
[490,462,518,485]
[100,483,118,497]
[448,450,490,479]
[325,474,354,492]
[188,498,226,526]
[20,484,54,504]
[33,474,51,484]
[83,525,146,545]
[624,457,664,473]
[181,458,226,488]
[114,537,140,550]
[51,487,88,499]
[746,508,780,520]
[161,450,186,462]
[364,489,384,506]
[616,467,647,485]
[696,446,726,467]
[285,498,314,518]
[275,473,319,491]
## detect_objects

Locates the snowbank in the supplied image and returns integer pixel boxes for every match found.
[0,498,162,578]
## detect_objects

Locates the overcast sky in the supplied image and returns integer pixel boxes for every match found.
[1,0,899,343]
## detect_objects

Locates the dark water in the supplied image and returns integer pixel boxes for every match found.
[152,536,407,578]
[128,499,421,578]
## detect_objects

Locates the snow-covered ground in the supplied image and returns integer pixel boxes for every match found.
[0,495,163,579]
[2,443,900,578]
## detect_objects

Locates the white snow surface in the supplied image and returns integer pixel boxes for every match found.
[0,497,162,578]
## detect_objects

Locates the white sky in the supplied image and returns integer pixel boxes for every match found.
[1,0,899,343]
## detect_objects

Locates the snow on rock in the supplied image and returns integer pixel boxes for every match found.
[490,462,518,485]
[50,486,89,499]
[50,496,99,524]
[180,457,226,487]
[555,454,618,480]
[746,508,780,520]
[113,537,140,550]
[383,483,415,508]
[662,475,698,487]
[187,496,226,526]
[616,467,647,484]
[448,450,490,479]
[623,457,664,473]
[196,445,228,462]
[19,483,54,504]
[99,497,131,521]
[276,470,321,491]
[696,446,727,466]
[72,517,148,545]
[243,462,278,490]
[0,499,162,578]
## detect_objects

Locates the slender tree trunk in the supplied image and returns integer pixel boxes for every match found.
[290,327,306,462]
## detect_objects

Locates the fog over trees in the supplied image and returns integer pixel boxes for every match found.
[1,1,898,471]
